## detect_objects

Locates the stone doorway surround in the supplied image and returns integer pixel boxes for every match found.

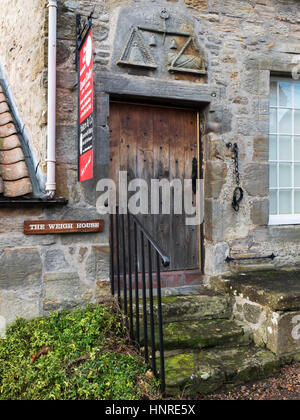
[94,72,224,276]
[90,0,227,277]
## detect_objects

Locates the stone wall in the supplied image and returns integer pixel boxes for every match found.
[0,0,111,333]
[0,0,47,173]
[3,0,300,329]
[181,0,300,276]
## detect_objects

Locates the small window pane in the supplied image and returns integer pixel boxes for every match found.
[295,164,300,188]
[295,190,300,214]
[270,163,277,188]
[279,136,292,160]
[279,109,292,134]
[295,110,300,134]
[269,108,277,133]
[279,190,292,214]
[269,135,277,160]
[270,190,277,215]
[270,82,277,107]
[295,84,300,108]
[279,82,292,107]
[279,163,292,187]
[295,137,300,161]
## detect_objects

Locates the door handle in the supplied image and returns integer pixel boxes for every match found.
[192,157,198,194]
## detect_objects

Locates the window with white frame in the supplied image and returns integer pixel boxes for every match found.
[269,78,300,225]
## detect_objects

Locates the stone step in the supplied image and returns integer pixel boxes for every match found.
[131,290,233,323]
[140,319,252,351]
[163,345,281,397]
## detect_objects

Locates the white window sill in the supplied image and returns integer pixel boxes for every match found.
[269,215,300,226]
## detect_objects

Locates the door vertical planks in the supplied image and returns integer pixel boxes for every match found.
[109,102,200,272]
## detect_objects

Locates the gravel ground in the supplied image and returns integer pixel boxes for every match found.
[200,363,300,400]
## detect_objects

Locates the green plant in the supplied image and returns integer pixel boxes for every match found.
[0,304,159,400]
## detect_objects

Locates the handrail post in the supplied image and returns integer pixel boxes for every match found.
[156,251,166,396]
[127,213,134,339]
[110,207,168,397]
[140,231,149,363]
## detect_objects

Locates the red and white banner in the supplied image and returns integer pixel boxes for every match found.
[79,28,94,182]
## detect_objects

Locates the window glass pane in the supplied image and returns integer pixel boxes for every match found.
[279,109,292,134]
[269,135,277,160]
[295,190,300,214]
[270,163,277,188]
[295,164,300,188]
[270,82,277,107]
[269,108,277,133]
[279,190,292,214]
[295,84,300,108]
[295,110,300,134]
[295,137,300,161]
[279,82,292,107]
[279,136,292,160]
[279,163,292,187]
[270,190,277,215]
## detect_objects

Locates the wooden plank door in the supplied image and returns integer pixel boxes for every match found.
[109,102,200,271]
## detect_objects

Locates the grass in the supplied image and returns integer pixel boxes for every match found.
[0,303,160,400]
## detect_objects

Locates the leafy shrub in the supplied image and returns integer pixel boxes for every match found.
[0,304,159,400]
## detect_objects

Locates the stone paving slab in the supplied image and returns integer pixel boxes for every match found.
[141,319,251,351]
[163,346,282,397]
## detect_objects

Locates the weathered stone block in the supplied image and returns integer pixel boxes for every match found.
[96,280,111,300]
[204,199,224,241]
[43,272,83,312]
[205,161,227,199]
[56,40,71,66]
[243,302,262,324]
[56,125,77,164]
[0,290,40,325]
[253,136,268,162]
[185,0,208,10]
[243,70,270,96]
[250,199,269,226]
[0,248,42,290]
[265,311,300,356]
[244,163,268,197]
[86,245,110,285]
[44,249,69,272]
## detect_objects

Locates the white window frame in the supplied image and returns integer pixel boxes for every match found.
[269,77,300,226]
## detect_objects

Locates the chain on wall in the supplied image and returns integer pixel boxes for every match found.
[226,142,244,212]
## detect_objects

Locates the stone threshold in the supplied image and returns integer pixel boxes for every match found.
[213,269,300,311]
[210,270,300,356]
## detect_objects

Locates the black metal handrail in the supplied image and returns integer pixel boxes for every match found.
[110,208,170,396]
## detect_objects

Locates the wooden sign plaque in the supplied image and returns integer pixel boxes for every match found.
[24,220,104,235]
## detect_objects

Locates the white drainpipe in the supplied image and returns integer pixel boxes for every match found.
[45,0,57,198]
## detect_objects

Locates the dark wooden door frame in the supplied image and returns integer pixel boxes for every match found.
[95,72,223,274]
[109,101,202,272]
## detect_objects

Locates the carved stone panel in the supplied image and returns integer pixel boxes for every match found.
[110,1,207,80]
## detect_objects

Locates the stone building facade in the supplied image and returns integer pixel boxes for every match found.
[1,0,300,338]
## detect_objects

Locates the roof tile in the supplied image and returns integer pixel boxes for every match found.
[0,135,21,151]
[0,147,25,165]
[0,122,17,138]
[0,161,29,181]
[3,177,32,197]
[0,112,13,126]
